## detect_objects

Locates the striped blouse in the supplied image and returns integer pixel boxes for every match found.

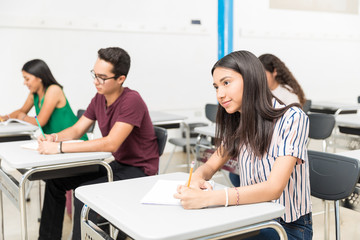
[237,99,311,222]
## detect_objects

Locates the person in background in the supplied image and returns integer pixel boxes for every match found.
[37,47,159,240]
[175,50,312,240]
[229,53,307,187]
[0,59,87,140]
[259,53,306,107]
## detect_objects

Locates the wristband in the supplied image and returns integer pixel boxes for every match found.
[224,187,229,207]
[59,141,63,153]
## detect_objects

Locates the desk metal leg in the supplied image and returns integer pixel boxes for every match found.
[0,191,4,240]
[198,220,288,240]
[18,160,114,240]
[183,122,191,172]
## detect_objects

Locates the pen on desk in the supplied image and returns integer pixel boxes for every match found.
[35,115,46,138]
[187,161,195,187]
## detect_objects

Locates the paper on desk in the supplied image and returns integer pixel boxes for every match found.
[140,179,215,205]
[21,140,83,150]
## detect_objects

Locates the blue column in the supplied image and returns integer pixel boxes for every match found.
[218,0,233,59]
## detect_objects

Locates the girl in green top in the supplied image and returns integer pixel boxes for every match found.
[0,59,88,140]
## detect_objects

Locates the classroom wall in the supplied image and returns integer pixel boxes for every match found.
[234,0,360,103]
[1,0,360,143]
[0,0,218,116]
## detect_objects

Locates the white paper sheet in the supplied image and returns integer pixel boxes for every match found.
[140,179,215,205]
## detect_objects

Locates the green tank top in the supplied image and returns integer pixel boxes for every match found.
[34,89,88,141]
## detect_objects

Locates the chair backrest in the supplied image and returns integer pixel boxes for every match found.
[205,103,218,123]
[308,150,360,201]
[308,113,335,140]
[154,126,168,156]
[77,109,95,133]
[302,99,312,114]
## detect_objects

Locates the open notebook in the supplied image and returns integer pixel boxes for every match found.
[0,118,33,126]
[21,140,83,150]
[140,179,215,205]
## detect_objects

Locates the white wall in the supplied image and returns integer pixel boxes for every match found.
[1,0,360,142]
[0,0,218,115]
[234,0,360,103]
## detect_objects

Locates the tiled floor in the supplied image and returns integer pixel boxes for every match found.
[2,139,360,239]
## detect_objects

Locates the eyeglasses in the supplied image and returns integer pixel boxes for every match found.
[90,70,117,84]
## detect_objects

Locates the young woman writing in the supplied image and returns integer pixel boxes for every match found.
[0,59,87,140]
[174,50,312,240]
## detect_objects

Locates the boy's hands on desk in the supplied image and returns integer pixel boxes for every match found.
[37,141,58,154]
[37,134,58,154]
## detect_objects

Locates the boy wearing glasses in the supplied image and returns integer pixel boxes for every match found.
[37,47,159,240]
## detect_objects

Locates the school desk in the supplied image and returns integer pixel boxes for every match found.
[76,172,287,240]
[0,140,113,240]
[310,101,360,115]
[0,123,38,142]
[150,111,191,171]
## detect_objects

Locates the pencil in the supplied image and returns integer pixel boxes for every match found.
[35,115,46,138]
[187,161,195,187]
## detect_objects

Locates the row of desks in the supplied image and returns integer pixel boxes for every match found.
[1,103,359,240]
[0,114,288,239]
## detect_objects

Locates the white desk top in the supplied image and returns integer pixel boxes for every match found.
[149,111,187,124]
[0,123,38,136]
[0,140,112,169]
[337,149,360,160]
[194,125,216,138]
[76,172,285,240]
[311,101,360,111]
[336,114,360,128]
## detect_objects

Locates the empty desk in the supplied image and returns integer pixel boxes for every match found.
[150,111,191,170]
[310,101,360,115]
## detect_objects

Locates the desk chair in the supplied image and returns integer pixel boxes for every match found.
[308,113,335,152]
[308,150,360,240]
[303,99,312,114]
[205,103,218,123]
[77,109,96,140]
[154,126,168,156]
[163,104,217,173]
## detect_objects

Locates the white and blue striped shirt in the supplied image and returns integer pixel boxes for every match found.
[238,99,311,222]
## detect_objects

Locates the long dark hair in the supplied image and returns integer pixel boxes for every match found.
[259,54,306,107]
[212,50,298,158]
[22,59,62,89]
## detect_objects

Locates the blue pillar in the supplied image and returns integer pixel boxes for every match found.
[218,0,233,59]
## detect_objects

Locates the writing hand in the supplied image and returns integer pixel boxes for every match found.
[37,141,58,155]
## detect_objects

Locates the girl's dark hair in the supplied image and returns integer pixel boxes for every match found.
[22,59,62,89]
[212,50,298,158]
[259,53,306,107]
[98,47,131,77]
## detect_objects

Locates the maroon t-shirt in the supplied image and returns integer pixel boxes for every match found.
[84,87,159,175]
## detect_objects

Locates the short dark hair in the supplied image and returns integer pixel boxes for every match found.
[22,59,62,89]
[97,47,131,77]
